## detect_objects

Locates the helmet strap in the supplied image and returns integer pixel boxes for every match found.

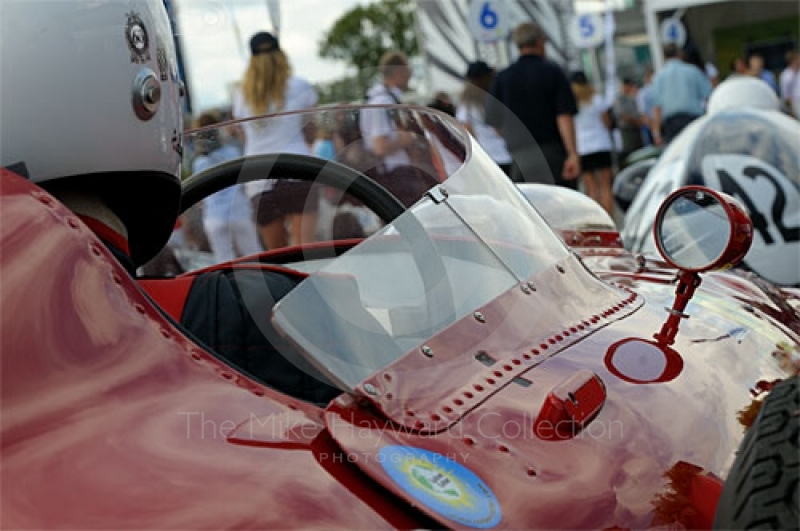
[77,215,131,258]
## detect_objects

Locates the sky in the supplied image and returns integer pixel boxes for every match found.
[174,0,362,112]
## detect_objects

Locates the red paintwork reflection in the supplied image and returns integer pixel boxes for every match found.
[651,461,723,528]
[561,229,624,249]
[3,171,798,529]
[357,256,641,432]
[593,253,800,338]
[327,254,796,529]
[0,172,425,529]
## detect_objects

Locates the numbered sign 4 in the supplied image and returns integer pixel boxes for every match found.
[571,13,604,50]
[468,0,509,43]
[660,18,686,47]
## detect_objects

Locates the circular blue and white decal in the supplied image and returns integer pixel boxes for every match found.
[379,445,501,528]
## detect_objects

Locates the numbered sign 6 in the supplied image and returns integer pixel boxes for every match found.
[571,13,604,50]
[468,0,509,43]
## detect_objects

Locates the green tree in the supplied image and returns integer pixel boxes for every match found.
[315,76,364,104]
[318,0,419,94]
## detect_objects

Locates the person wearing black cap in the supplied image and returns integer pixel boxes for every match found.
[456,61,512,175]
[233,31,320,250]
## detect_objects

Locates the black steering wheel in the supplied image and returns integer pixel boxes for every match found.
[181,153,406,222]
[180,153,457,333]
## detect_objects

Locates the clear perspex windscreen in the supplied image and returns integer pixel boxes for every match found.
[266,106,569,391]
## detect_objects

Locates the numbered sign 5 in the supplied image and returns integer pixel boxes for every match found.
[571,13,604,49]
[468,0,509,43]
[660,18,686,47]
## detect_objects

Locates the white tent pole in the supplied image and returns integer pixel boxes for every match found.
[590,47,602,93]
[266,0,281,37]
[644,0,663,70]
[604,0,617,106]
[226,4,248,62]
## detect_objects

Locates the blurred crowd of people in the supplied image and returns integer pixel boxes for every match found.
[453,24,798,217]
[155,22,800,273]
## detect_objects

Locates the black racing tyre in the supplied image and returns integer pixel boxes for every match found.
[714,377,799,530]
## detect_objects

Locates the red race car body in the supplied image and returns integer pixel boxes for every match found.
[2,106,798,529]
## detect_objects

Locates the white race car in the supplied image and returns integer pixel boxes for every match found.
[621,77,800,287]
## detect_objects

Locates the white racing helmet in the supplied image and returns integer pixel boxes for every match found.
[707,76,781,115]
[1,0,185,265]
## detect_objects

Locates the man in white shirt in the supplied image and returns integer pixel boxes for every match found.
[360,51,436,206]
[361,51,415,171]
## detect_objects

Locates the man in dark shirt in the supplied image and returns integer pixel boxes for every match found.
[485,22,580,188]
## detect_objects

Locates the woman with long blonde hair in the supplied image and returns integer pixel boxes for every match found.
[233,31,319,250]
[571,71,615,216]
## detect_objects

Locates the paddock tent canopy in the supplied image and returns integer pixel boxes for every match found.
[644,0,725,68]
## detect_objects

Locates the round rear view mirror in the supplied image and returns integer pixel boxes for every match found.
[654,186,753,272]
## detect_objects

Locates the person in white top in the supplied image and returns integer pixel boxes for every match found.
[232,31,319,250]
[192,110,261,263]
[456,61,513,175]
[571,72,615,216]
[779,50,799,118]
[360,51,438,207]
